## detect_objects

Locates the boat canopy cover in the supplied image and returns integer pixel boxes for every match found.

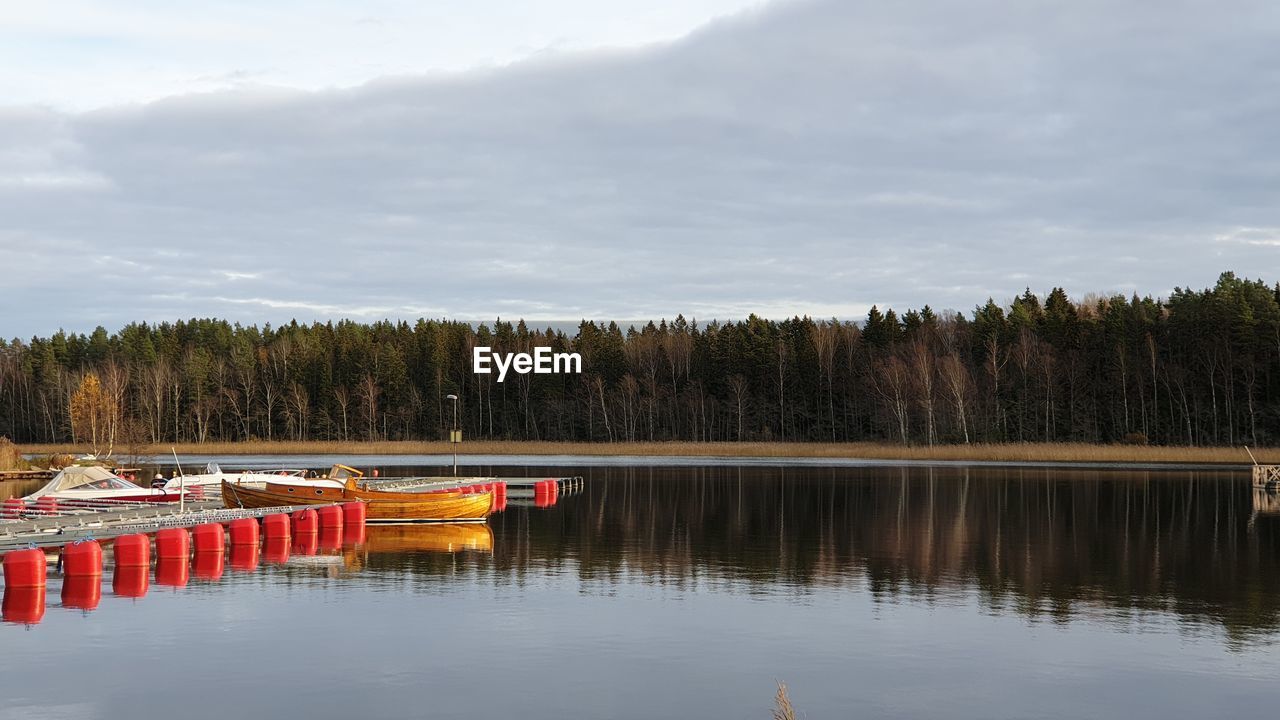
[30,466,136,495]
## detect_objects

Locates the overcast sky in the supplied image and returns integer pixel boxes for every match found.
[2,0,1277,339]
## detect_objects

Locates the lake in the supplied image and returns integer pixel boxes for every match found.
[3,460,1280,719]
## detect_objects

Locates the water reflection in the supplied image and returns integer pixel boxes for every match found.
[5,464,1279,645]
[473,465,1280,644]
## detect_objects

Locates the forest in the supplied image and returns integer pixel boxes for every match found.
[1,272,1277,451]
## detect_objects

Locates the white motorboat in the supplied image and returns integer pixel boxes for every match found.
[162,463,308,491]
[25,466,185,503]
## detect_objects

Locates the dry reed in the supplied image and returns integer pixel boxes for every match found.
[0,437,23,471]
[17,439,1276,464]
[773,682,796,720]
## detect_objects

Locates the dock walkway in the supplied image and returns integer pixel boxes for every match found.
[0,500,337,553]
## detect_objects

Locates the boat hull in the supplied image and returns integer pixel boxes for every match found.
[221,481,492,522]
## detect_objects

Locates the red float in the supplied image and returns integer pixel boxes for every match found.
[155,557,189,588]
[229,542,260,572]
[113,534,151,567]
[262,537,291,564]
[316,504,344,530]
[344,522,366,546]
[61,575,101,611]
[2,497,24,519]
[112,565,149,598]
[36,496,58,516]
[262,513,291,541]
[228,518,259,546]
[193,552,224,581]
[61,540,103,577]
[154,528,190,560]
[2,586,45,624]
[191,523,225,554]
[2,548,47,588]
[342,501,367,529]
[291,508,318,535]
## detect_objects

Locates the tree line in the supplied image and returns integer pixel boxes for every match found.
[1,272,1277,450]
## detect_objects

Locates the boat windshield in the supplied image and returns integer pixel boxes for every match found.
[205,462,222,474]
[328,464,364,481]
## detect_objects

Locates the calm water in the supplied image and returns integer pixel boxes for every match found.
[3,461,1280,719]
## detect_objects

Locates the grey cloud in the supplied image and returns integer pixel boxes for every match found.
[2,0,1279,338]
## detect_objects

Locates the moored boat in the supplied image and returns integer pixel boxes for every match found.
[163,463,308,491]
[221,479,491,522]
[25,466,185,503]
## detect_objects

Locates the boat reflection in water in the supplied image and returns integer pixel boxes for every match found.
[342,523,493,571]
[362,523,494,554]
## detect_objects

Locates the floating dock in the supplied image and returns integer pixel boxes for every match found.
[0,499,341,553]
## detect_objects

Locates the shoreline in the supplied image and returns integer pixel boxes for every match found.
[18,440,1276,466]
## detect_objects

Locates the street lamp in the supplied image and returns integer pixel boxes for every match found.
[446,394,459,476]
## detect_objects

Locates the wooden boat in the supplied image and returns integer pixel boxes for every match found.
[221,479,491,522]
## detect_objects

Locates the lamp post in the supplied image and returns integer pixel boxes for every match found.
[446,394,459,477]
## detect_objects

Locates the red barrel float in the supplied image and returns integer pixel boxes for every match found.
[3,497,25,518]
[228,518,259,545]
[262,537,291,564]
[316,505,344,530]
[193,552,224,581]
[61,575,101,611]
[3,548,47,588]
[154,528,190,560]
[229,543,260,572]
[113,534,150,567]
[188,484,206,500]
[62,540,103,577]
[112,565,149,598]
[262,513,291,540]
[291,508,318,536]
[342,501,367,529]
[2,586,45,625]
[191,523,225,554]
[36,496,58,516]
[344,522,366,546]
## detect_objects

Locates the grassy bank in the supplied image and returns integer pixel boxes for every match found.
[18,440,1277,464]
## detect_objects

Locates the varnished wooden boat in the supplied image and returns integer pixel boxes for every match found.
[363,523,494,553]
[221,479,491,522]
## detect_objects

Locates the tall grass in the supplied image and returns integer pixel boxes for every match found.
[0,437,23,471]
[773,682,796,720]
[18,439,1276,464]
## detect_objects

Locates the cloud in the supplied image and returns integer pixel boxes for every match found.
[1215,227,1280,247]
[2,0,1278,338]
